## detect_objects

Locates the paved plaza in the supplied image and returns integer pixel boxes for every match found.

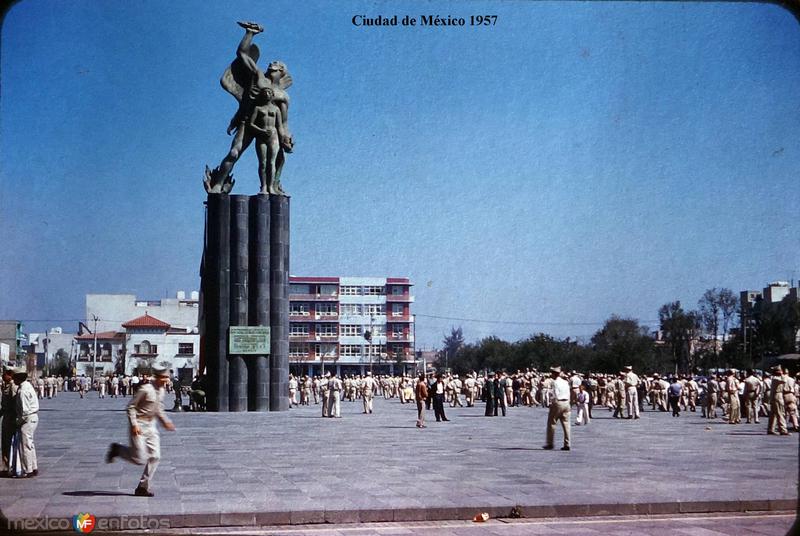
[0,392,797,532]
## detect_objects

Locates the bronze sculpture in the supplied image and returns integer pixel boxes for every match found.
[205,21,294,195]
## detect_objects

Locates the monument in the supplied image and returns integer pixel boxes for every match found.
[200,21,293,412]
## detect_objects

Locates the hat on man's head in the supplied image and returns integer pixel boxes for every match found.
[549,366,561,374]
[623,365,633,371]
[772,365,783,374]
[152,366,170,378]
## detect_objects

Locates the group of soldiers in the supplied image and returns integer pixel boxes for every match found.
[286,364,799,437]
[30,374,175,400]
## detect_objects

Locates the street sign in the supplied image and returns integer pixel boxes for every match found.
[228,326,271,355]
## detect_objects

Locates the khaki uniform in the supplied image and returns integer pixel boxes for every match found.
[743,375,761,423]
[768,375,788,435]
[16,380,39,475]
[726,376,741,424]
[624,371,639,419]
[784,376,798,430]
[361,375,377,414]
[320,377,330,417]
[115,383,172,490]
[327,377,342,417]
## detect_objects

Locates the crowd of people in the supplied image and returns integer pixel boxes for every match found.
[2,362,796,495]
[23,373,179,400]
[287,364,800,440]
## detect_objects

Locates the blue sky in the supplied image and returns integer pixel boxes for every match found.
[1,0,798,349]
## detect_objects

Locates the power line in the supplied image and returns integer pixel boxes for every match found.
[414,313,660,327]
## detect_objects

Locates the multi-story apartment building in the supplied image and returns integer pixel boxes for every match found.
[289,276,414,376]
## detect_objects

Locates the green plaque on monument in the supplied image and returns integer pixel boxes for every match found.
[229,326,271,355]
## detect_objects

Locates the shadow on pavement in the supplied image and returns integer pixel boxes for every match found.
[62,490,135,497]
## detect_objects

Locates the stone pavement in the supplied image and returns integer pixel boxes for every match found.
[106,512,800,536]
[0,392,797,533]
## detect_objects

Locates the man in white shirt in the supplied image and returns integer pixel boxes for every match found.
[14,367,39,477]
[361,371,377,414]
[106,368,175,496]
[623,366,640,419]
[544,366,571,451]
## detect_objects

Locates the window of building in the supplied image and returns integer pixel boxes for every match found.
[364,286,385,295]
[290,324,309,336]
[340,304,362,316]
[290,284,311,295]
[391,303,404,317]
[367,344,386,357]
[289,343,310,358]
[340,286,361,296]
[178,342,194,355]
[391,286,404,295]
[364,304,385,316]
[340,344,362,357]
[315,324,337,337]
[371,325,386,337]
[290,302,310,316]
[316,344,337,357]
[101,343,112,357]
[392,325,404,338]
[319,284,338,296]
[391,344,405,357]
[315,303,337,316]
[340,324,360,337]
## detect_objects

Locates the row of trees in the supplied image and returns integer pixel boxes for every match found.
[440,287,800,375]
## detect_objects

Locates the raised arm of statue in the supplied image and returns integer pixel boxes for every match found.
[235,21,263,74]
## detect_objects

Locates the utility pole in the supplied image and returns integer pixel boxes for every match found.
[368,315,374,375]
[92,314,99,384]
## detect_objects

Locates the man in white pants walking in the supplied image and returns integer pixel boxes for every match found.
[106,367,175,496]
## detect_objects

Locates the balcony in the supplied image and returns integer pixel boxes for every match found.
[386,294,415,303]
[387,315,413,322]
[290,293,339,302]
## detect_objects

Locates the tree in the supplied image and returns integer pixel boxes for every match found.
[589,316,655,373]
[50,348,71,377]
[718,288,738,341]
[658,301,701,373]
[441,326,464,370]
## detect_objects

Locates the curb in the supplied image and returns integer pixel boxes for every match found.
[2,499,797,533]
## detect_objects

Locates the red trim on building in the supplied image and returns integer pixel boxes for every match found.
[74,331,125,341]
[122,313,171,330]
[386,278,412,285]
[290,276,340,284]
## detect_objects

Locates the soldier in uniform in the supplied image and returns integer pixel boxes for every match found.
[111,375,119,398]
[449,375,463,407]
[44,376,54,399]
[612,372,626,418]
[725,369,741,424]
[784,371,798,432]
[464,373,476,407]
[35,375,45,399]
[743,369,761,424]
[78,374,88,398]
[312,375,320,404]
[1,367,19,475]
[686,375,699,412]
[706,374,719,418]
[768,366,789,435]
[288,374,298,407]
[623,366,639,419]
[543,366,571,451]
[361,371,377,414]
[98,375,108,399]
[106,368,176,496]
[327,372,342,418]
[320,372,330,417]
[14,367,39,477]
